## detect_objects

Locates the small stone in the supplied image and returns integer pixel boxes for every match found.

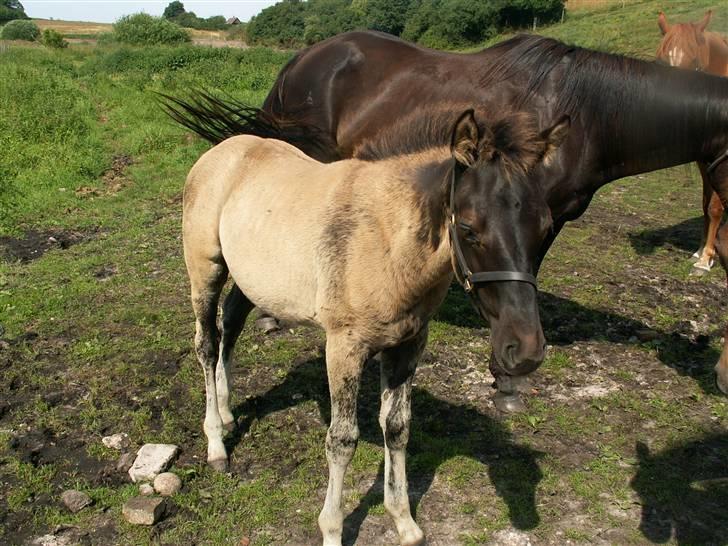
[128,444,179,483]
[121,496,166,525]
[116,452,135,473]
[139,483,154,496]
[238,538,251,546]
[153,472,182,496]
[102,433,130,451]
[60,490,92,513]
[635,329,659,342]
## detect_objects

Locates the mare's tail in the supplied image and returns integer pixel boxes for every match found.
[158,89,339,162]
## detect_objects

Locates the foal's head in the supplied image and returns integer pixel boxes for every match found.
[656,11,712,70]
[448,110,570,376]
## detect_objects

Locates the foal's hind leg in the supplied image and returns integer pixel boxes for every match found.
[187,253,229,470]
[216,285,255,430]
[379,328,427,546]
[693,164,724,273]
[318,333,369,546]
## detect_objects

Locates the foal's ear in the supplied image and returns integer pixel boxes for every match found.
[657,12,669,35]
[451,110,479,168]
[696,10,712,33]
[539,115,570,166]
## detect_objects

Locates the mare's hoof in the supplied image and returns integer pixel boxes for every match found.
[716,369,728,396]
[511,375,533,394]
[222,421,236,432]
[402,536,426,546]
[208,458,229,472]
[256,317,280,334]
[493,392,527,414]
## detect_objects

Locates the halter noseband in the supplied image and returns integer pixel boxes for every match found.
[446,167,538,294]
[708,149,728,174]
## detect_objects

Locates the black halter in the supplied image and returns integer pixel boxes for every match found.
[708,149,728,174]
[446,167,538,294]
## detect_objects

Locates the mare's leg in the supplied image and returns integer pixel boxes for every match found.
[318,333,369,546]
[379,328,427,546]
[187,252,229,471]
[706,165,728,395]
[216,285,255,430]
[693,163,724,272]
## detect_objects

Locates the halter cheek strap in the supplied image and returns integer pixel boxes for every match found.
[708,149,728,174]
[447,167,538,294]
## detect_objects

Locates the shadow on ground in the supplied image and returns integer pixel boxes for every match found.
[435,286,720,394]
[627,216,702,256]
[631,434,728,545]
[229,356,543,544]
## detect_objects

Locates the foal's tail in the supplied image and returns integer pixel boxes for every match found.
[158,89,339,161]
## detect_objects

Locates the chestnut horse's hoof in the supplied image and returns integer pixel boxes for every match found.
[493,392,527,413]
[208,458,229,472]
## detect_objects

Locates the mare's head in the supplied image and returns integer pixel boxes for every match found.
[656,11,712,70]
[448,110,570,376]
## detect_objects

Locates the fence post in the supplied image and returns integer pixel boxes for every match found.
[533,16,538,31]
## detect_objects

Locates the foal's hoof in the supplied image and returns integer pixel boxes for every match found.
[208,458,229,472]
[493,392,527,414]
[255,317,280,334]
[690,264,711,277]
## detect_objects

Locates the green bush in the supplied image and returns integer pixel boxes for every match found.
[0,0,28,24]
[0,18,39,41]
[41,28,68,48]
[226,24,247,42]
[112,13,191,45]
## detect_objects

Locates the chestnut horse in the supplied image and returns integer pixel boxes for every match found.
[656,10,728,274]
[165,32,728,400]
[183,110,567,545]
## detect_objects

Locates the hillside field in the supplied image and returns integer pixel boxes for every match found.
[1,1,728,545]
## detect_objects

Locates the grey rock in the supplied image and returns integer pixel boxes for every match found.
[102,433,130,451]
[60,490,92,513]
[121,496,166,525]
[116,452,135,473]
[153,472,182,496]
[489,529,532,546]
[128,444,179,483]
[139,483,154,496]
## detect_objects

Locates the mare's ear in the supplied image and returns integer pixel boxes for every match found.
[539,115,570,166]
[657,12,669,35]
[451,110,479,168]
[696,10,712,33]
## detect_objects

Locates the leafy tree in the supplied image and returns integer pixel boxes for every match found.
[163,1,185,20]
[304,0,362,45]
[0,0,28,23]
[362,0,411,36]
[112,13,191,45]
[41,28,68,48]
[246,0,307,47]
[0,18,39,40]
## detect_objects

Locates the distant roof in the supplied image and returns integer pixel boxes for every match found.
[226,17,240,25]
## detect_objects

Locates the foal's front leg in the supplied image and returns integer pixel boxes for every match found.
[318,333,369,546]
[693,164,724,273]
[379,328,427,546]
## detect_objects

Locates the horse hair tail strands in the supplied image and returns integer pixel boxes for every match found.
[157,89,338,160]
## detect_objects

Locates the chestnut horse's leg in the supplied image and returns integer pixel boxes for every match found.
[379,328,427,546]
[216,285,255,430]
[318,333,369,546]
[187,254,229,471]
[693,163,724,273]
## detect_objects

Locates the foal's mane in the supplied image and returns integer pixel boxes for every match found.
[356,109,546,179]
[480,34,728,162]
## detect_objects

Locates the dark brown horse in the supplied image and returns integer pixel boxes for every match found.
[656,10,728,274]
[164,31,728,401]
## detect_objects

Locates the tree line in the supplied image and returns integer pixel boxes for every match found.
[245,0,565,48]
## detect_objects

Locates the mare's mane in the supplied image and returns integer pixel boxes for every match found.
[356,109,547,179]
[481,34,728,162]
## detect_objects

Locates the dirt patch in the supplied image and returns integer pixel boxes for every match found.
[76,155,133,197]
[0,228,101,263]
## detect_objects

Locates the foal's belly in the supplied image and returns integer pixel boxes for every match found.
[218,178,326,326]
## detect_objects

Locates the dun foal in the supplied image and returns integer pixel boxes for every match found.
[183,110,569,545]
